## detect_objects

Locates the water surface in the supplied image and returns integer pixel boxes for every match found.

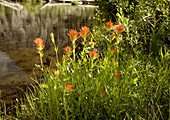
[0,3,96,103]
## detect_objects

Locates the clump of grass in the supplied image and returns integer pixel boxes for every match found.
[13,17,169,119]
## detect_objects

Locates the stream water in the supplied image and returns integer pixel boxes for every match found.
[0,2,96,104]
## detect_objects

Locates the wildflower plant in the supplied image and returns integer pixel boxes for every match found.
[67,29,79,64]
[106,21,115,31]
[80,26,91,41]
[33,38,45,70]
[14,11,169,120]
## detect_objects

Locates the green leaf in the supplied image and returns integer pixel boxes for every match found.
[160,47,163,59]
[35,64,41,69]
[102,19,106,21]
[165,51,169,58]
[133,77,138,84]
[51,33,55,43]
[40,52,44,58]
[55,47,58,53]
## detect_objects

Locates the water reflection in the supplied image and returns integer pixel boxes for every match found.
[0,3,96,103]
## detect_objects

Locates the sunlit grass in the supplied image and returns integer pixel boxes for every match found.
[14,19,169,119]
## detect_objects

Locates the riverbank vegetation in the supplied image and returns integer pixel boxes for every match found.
[1,0,169,119]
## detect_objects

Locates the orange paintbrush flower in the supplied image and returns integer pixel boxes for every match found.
[114,24,125,34]
[106,21,115,30]
[54,69,60,74]
[110,33,116,40]
[80,26,91,39]
[112,49,117,54]
[109,48,117,54]
[88,50,100,59]
[65,83,74,91]
[65,46,72,53]
[33,38,45,51]
[112,60,115,65]
[62,55,68,59]
[114,71,121,77]
[89,42,94,48]
[67,29,79,42]
[99,89,104,95]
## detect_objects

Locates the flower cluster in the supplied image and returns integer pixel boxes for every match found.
[114,24,125,34]
[114,71,121,80]
[62,55,68,60]
[110,33,116,40]
[106,21,115,30]
[88,50,100,59]
[33,38,45,51]
[106,21,125,34]
[65,83,74,91]
[109,48,117,55]
[80,26,91,40]
[34,22,125,94]
[68,26,91,42]
[99,89,104,95]
[65,46,72,53]
[67,29,80,42]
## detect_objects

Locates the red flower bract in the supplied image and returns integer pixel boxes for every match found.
[114,24,125,34]
[106,21,115,30]
[65,46,72,53]
[88,50,100,59]
[99,89,104,95]
[80,26,91,39]
[65,83,74,91]
[67,29,79,42]
[114,71,121,77]
[62,55,68,59]
[33,38,45,51]
[109,48,117,54]
[110,33,116,40]
[89,42,94,48]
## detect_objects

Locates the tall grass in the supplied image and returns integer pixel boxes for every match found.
[14,16,169,119]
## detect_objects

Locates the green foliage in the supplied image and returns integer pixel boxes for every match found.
[95,0,169,57]
[14,21,169,119]
[95,0,117,22]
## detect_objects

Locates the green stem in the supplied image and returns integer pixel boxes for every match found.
[91,59,94,69]
[82,40,86,60]
[40,54,43,71]
[72,41,76,70]
[63,91,69,120]
[54,43,59,63]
